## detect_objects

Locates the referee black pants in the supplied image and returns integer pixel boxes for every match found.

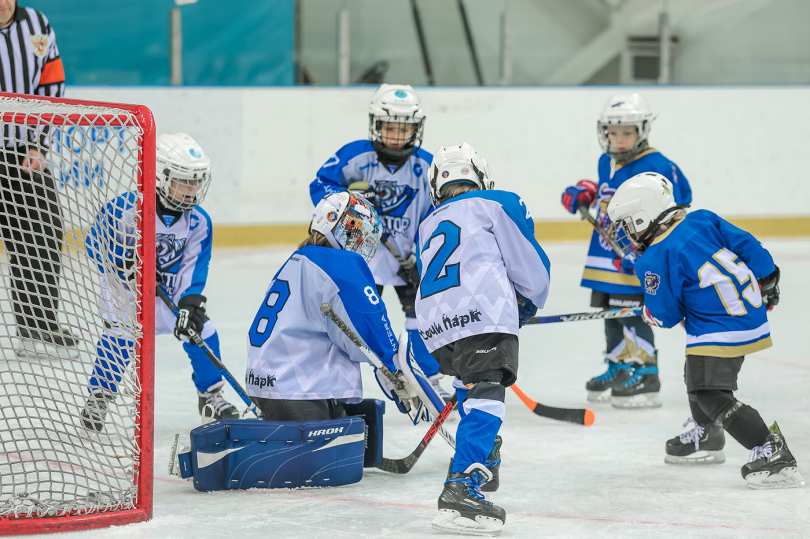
[0,148,65,334]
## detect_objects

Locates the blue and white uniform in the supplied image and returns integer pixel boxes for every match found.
[85,193,225,394]
[309,140,438,376]
[246,245,398,403]
[635,210,773,358]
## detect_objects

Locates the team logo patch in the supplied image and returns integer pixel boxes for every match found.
[441,170,449,178]
[30,34,49,58]
[460,167,469,175]
[189,148,202,158]
[413,163,423,177]
[644,271,661,295]
[394,90,407,98]
[326,211,338,222]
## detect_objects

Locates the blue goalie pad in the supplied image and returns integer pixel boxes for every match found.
[179,416,366,491]
[343,399,385,468]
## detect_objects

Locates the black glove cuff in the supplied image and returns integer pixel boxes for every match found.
[178,294,207,311]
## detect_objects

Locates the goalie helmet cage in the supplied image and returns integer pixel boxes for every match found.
[0,92,155,534]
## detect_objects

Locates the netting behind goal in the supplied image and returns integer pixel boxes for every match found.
[0,93,155,534]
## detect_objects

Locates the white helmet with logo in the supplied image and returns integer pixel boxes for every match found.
[597,93,656,161]
[428,142,493,206]
[368,84,426,161]
[607,172,684,251]
[156,133,212,212]
[310,191,382,262]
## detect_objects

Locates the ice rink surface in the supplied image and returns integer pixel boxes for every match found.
[29,239,810,539]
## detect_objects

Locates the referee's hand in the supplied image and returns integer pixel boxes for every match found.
[22,148,44,172]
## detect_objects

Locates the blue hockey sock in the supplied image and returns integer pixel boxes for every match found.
[184,331,224,392]
[88,333,134,394]
[450,382,505,474]
[407,328,439,377]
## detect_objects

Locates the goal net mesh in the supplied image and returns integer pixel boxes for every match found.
[0,96,150,520]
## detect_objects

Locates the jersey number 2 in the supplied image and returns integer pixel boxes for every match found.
[248,280,291,347]
[420,220,461,299]
[698,248,762,316]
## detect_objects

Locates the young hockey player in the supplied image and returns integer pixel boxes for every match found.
[245,191,424,420]
[308,84,449,400]
[607,172,802,490]
[416,143,551,535]
[81,133,239,432]
[561,93,692,408]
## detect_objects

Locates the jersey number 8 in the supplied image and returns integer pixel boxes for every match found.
[248,280,291,347]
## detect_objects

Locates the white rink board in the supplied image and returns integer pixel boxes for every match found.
[67,86,810,227]
[22,238,810,538]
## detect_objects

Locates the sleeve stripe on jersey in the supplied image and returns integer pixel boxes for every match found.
[40,57,64,85]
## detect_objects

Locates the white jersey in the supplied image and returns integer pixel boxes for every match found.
[310,140,433,286]
[415,190,551,352]
[246,245,398,403]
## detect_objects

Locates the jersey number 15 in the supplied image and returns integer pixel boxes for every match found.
[698,248,762,316]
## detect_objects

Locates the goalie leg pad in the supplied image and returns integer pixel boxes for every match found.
[182,416,366,491]
[343,399,385,468]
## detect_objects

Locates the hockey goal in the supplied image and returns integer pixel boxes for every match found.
[0,92,155,534]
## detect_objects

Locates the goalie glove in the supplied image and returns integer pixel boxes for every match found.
[758,266,780,311]
[396,252,420,288]
[173,294,209,342]
[374,367,419,415]
[347,181,378,208]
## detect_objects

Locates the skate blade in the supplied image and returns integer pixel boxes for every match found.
[611,392,662,409]
[747,466,805,490]
[586,390,611,403]
[432,509,503,537]
[665,450,725,465]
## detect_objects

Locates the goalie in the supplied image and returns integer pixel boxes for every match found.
[81,133,239,432]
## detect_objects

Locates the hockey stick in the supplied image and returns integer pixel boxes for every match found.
[578,205,631,258]
[156,286,262,418]
[377,394,458,474]
[511,384,594,426]
[525,306,642,325]
[320,302,455,449]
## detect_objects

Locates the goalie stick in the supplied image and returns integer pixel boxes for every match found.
[156,286,262,418]
[319,302,456,449]
[525,306,642,325]
[511,384,594,426]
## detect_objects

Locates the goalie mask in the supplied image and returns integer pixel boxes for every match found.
[428,142,493,207]
[368,84,425,163]
[310,191,382,262]
[156,133,212,212]
[607,172,685,253]
[597,93,655,162]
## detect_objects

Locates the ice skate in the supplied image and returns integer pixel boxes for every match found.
[80,390,115,432]
[198,381,239,421]
[611,364,661,408]
[742,422,804,490]
[16,327,79,359]
[432,463,505,536]
[446,436,502,496]
[585,359,631,403]
[665,417,725,465]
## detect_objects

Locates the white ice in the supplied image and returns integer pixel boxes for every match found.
[24,239,810,538]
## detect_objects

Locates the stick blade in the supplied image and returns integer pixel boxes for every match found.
[533,403,594,426]
[377,455,417,474]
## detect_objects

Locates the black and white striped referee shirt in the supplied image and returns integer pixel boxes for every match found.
[0,5,64,150]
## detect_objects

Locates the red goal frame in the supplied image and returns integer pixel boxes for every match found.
[0,92,156,535]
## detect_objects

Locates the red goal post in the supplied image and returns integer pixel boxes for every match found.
[0,92,155,534]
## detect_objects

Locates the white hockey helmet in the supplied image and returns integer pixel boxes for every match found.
[310,191,382,262]
[428,142,493,206]
[156,133,212,212]
[597,93,656,161]
[607,172,680,251]
[368,84,425,161]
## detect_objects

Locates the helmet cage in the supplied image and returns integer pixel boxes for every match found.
[157,166,211,212]
[597,118,651,162]
[368,114,425,160]
[311,192,382,263]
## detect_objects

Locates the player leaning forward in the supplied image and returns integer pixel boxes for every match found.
[607,172,802,489]
[416,144,551,535]
[81,134,239,431]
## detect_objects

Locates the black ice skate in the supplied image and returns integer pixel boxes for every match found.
[665,417,725,465]
[432,463,505,537]
[80,391,115,432]
[198,381,239,422]
[585,359,631,403]
[17,327,79,359]
[741,422,805,490]
[611,364,661,409]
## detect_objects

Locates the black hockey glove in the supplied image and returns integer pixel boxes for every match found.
[516,291,538,328]
[115,255,137,283]
[396,253,420,288]
[347,181,378,208]
[758,266,780,311]
[174,294,209,342]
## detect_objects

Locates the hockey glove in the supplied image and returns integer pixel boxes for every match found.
[115,255,137,283]
[758,266,780,311]
[347,181,378,208]
[516,291,538,327]
[396,252,420,288]
[174,294,209,342]
[612,253,637,275]
[641,306,664,328]
[561,180,597,215]
[374,368,418,415]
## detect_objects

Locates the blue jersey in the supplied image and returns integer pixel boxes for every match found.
[415,190,551,352]
[635,210,774,358]
[309,140,433,286]
[246,245,398,403]
[582,149,692,295]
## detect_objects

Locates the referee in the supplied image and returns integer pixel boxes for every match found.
[0,1,74,355]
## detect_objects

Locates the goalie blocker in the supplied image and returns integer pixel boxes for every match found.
[173,399,385,491]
